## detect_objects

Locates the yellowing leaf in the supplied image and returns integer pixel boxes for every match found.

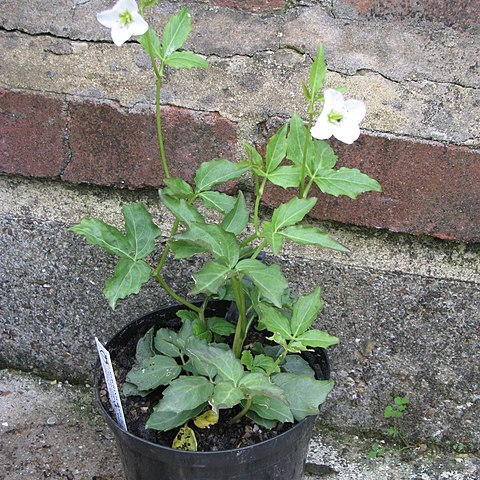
[193,409,219,429]
[172,425,198,451]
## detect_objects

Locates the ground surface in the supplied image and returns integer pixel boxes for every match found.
[0,369,478,480]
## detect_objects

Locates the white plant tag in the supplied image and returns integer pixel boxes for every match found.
[95,337,128,432]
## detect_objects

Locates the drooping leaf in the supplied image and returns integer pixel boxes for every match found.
[265,124,288,174]
[290,287,323,337]
[193,409,219,429]
[206,317,236,336]
[135,327,155,363]
[194,159,248,193]
[161,7,191,58]
[235,259,288,308]
[248,395,294,423]
[266,165,302,189]
[126,355,181,391]
[139,28,162,58]
[197,191,236,214]
[165,51,209,69]
[154,328,181,357]
[122,203,161,259]
[159,191,204,226]
[104,258,151,309]
[246,410,277,429]
[271,197,317,231]
[191,260,231,295]
[281,355,316,377]
[172,425,198,451]
[164,177,194,199]
[69,218,132,259]
[210,382,245,410]
[273,374,334,421]
[146,404,205,431]
[295,329,340,349]
[238,372,285,399]
[280,226,348,252]
[313,167,382,199]
[221,191,249,235]
[309,44,327,98]
[170,239,208,259]
[159,376,214,413]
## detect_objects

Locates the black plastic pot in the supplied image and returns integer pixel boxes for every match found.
[95,301,330,480]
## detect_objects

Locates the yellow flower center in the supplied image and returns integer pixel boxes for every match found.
[119,10,133,26]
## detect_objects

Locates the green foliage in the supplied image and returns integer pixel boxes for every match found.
[309,44,327,99]
[164,51,209,69]
[161,7,191,58]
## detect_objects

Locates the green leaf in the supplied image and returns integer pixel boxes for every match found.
[281,355,316,377]
[206,317,236,336]
[301,81,311,101]
[146,404,205,431]
[266,165,302,189]
[126,355,181,391]
[280,226,348,252]
[139,28,162,58]
[69,218,132,259]
[194,159,248,193]
[135,327,155,363]
[154,328,181,357]
[262,221,284,255]
[273,374,334,421]
[286,114,313,167]
[244,143,263,169]
[265,124,288,174]
[258,304,292,339]
[190,260,231,295]
[241,350,254,371]
[238,373,285,399]
[141,0,160,9]
[165,50,209,69]
[308,140,337,173]
[197,191,236,214]
[295,329,340,349]
[104,258,151,309]
[175,223,239,268]
[123,381,152,398]
[164,178,194,199]
[246,410,277,429]
[249,395,294,423]
[236,259,288,308]
[172,425,198,451]
[122,203,161,260]
[290,287,323,337]
[159,376,214,413]
[309,44,327,98]
[271,197,317,231]
[161,7,191,58]
[159,191,204,226]
[221,192,249,235]
[313,167,382,199]
[170,240,208,259]
[211,382,245,410]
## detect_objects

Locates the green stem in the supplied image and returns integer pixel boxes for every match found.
[299,104,315,198]
[229,398,253,424]
[153,272,202,313]
[302,175,315,198]
[253,177,267,232]
[153,219,180,277]
[155,73,170,179]
[239,232,259,248]
[231,274,247,358]
[252,239,267,259]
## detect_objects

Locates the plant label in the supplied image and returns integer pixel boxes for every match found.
[95,337,128,432]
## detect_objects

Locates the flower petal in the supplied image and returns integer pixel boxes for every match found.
[332,121,360,144]
[96,9,120,28]
[116,0,139,12]
[344,99,366,124]
[129,12,149,35]
[111,25,133,46]
[311,116,334,140]
[323,89,345,112]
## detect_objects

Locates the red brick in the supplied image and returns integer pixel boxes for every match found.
[337,0,479,31]
[62,100,237,189]
[263,133,480,243]
[0,89,66,178]
[205,0,286,12]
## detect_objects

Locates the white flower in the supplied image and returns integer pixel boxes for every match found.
[311,89,366,144]
[97,0,148,47]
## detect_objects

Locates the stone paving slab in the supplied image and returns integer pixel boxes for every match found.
[1,369,478,480]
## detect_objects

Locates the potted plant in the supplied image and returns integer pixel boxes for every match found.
[70,1,381,478]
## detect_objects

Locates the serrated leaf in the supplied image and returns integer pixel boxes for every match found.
[262,221,284,255]
[309,44,327,98]
[146,404,205,431]
[197,191,236,214]
[258,304,291,339]
[281,355,316,377]
[307,140,337,174]
[135,327,155,363]
[154,328,181,357]
[273,374,334,421]
[175,223,239,268]
[221,191,249,235]
[313,167,382,199]
[206,317,236,336]
[164,178,194,199]
[236,259,288,308]
[287,114,313,167]
[210,382,244,410]
[161,7,191,58]
[69,218,132,259]
[159,376,214,413]
[122,203,161,260]
[239,373,285,399]
[172,425,197,451]
[165,50,209,69]
[249,395,294,423]
[159,191,204,226]
[266,165,302,189]
[170,239,208,259]
[126,355,181,391]
[244,143,263,169]
[271,197,317,231]
[290,287,323,337]
[139,28,162,58]
[193,409,219,429]
[280,226,348,252]
[295,329,340,349]
[191,260,231,295]
[104,258,151,309]
[194,159,248,193]
[265,124,288,174]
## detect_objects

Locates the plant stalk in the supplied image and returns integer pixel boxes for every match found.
[229,398,253,424]
[299,103,315,198]
[231,274,247,358]
[153,272,202,313]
